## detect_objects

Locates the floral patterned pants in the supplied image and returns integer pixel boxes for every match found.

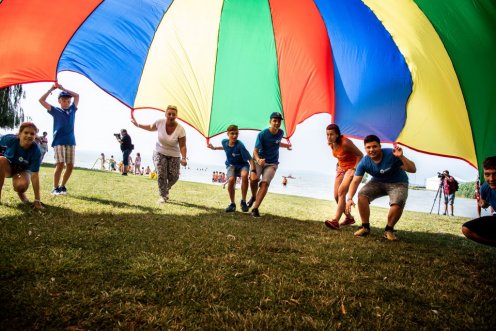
[153,151,180,199]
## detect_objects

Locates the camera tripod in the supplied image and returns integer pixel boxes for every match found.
[429,180,445,214]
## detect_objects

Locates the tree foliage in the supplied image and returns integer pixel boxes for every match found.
[0,85,25,129]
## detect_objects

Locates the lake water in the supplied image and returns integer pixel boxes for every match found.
[43,149,485,219]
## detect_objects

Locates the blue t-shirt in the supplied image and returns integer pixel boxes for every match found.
[49,103,77,146]
[480,182,496,210]
[221,139,252,168]
[254,128,284,164]
[355,148,408,184]
[0,134,42,172]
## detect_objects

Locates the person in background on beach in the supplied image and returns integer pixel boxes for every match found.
[208,124,255,212]
[99,153,106,170]
[0,122,44,209]
[324,124,363,230]
[249,112,292,217]
[39,83,79,196]
[442,170,457,216]
[134,152,142,175]
[345,135,416,241]
[462,156,496,247]
[115,129,133,176]
[282,176,288,187]
[37,131,49,162]
[131,105,187,203]
[145,165,151,175]
[109,155,116,171]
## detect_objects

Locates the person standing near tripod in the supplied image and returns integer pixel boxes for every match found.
[442,170,456,216]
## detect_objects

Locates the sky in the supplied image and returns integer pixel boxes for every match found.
[12,71,478,186]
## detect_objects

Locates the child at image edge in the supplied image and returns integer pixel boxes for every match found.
[208,125,255,212]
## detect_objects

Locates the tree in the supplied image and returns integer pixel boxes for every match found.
[0,85,25,129]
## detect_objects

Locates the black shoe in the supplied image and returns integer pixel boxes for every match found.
[247,196,255,208]
[122,173,128,176]
[58,186,68,195]
[251,208,260,218]
[240,200,249,212]
[225,203,236,212]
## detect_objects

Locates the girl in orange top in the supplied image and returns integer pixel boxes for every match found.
[325,124,363,230]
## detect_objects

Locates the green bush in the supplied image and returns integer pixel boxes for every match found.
[458,181,475,198]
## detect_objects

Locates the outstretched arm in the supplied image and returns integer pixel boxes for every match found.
[39,85,56,110]
[131,117,157,131]
[280,142,292,150]
[345,175,363,213]
[31,172,43,209]
[207,143,223,151]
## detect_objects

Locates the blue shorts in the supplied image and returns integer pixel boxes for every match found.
[226,165,249,179]
[444,193,455,204]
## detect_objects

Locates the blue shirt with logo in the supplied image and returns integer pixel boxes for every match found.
[254,128,284,164]
[355,148,408,184]
[480,182,496,210]
[0,134,42,172]
[221,139,252,168]
[49,103,77,146]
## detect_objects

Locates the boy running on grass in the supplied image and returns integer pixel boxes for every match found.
[39,83,79,196]
[208,125,255,212]
[249,112,292,218]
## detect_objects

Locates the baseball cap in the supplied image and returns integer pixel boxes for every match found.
[270,112,283,120]
[58,91,72,98]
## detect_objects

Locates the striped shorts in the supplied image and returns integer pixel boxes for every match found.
[53,145,76,164]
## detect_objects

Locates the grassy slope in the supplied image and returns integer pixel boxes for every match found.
[0,166,495,330]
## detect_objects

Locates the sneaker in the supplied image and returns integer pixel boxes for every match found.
[383,230,397,241]
[354,226,371,237]
[251,208,260,218]
[247,196,255,208]
[324,219,340,230]
[340,216,355,226]
[58,186,68,195]
[51,187,61,195]
[225,203,236,212]
[240,200,249,212]
[122,173,128,176]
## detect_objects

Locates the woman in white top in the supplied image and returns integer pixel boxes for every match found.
[131,105,187,202]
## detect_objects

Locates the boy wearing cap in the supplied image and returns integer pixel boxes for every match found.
[249,112,292,217]
[208,125,255,212]
[39,83,79,195]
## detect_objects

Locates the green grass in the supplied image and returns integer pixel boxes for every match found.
[1,165,495,330]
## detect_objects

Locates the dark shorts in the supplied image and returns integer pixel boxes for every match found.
[444,193,455,204]
[7,162,28,178]
[463,216,496,241]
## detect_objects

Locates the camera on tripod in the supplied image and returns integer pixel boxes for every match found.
[437,172,446,179]
[113,133,121,138]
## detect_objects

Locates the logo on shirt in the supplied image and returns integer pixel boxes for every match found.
[231,152,240,158]
[275,139,281,144]
[379,167,391,174]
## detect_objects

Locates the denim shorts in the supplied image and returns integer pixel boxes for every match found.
[358,181,409,207]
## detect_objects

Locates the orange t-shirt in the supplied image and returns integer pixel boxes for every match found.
[332,136,358,170]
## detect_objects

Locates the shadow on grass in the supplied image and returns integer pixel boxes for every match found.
[72,194,158,213]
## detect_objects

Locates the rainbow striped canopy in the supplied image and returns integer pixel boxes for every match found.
[1,0,495,169]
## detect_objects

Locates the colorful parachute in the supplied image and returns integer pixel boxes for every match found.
[0,0,495,169]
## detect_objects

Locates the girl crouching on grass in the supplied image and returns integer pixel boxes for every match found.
[0,122,44,209]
